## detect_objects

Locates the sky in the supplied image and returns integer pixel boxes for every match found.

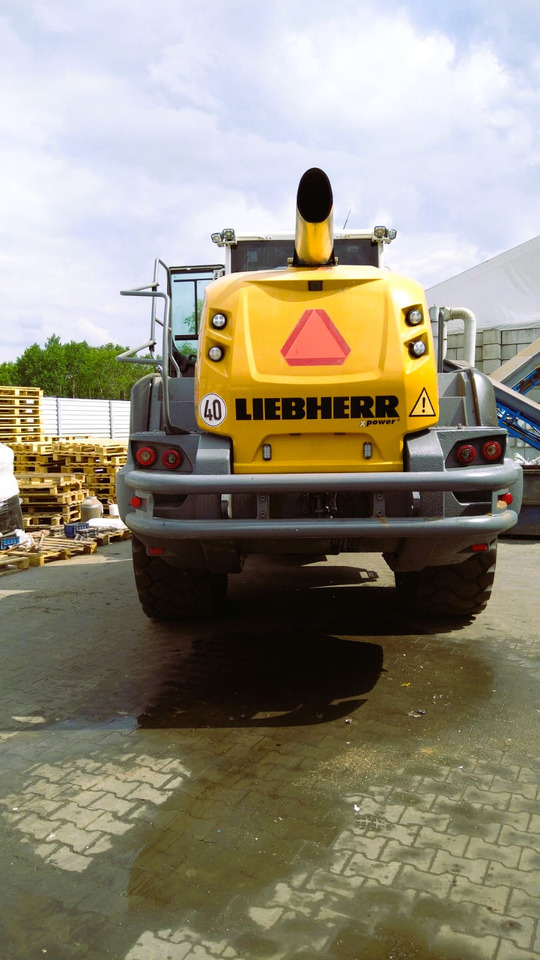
[2,0,540,363]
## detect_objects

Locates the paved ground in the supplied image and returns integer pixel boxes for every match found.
[1,536,539,960]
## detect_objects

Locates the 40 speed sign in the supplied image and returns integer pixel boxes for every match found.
[199,393,227,427]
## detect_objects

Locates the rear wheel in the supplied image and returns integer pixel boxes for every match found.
[132,537,227,620]
[395,546,497,618]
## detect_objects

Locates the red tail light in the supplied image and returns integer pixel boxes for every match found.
[482,441,502,461]
[456,444,476,465]
[136,445,156,466]
[162,449,182,469]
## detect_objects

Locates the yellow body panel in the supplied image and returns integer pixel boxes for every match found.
[195,265,439,473]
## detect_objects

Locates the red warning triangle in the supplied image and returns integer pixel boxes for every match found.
[281,309,350,366]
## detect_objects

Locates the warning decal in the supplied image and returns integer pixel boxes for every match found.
[281,309,351,366]
[409,388,436,418]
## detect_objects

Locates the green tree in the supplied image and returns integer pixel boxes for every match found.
[0,361,16,385]
[0,337,151,400]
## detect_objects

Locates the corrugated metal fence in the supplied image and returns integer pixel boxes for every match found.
[42,397,130,440]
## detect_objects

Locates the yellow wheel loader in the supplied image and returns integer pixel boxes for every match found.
[117,168,522,619]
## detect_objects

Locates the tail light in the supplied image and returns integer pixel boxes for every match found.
[162,449,182,469]
[482,441,502,461]
[456,444,476,465]
[136,446,157,466]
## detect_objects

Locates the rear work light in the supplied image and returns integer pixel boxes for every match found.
[482,441,502,461]
[456,444,476,465]
[162,449,182,469]
[408,339,426,358]
[136,446,156,466]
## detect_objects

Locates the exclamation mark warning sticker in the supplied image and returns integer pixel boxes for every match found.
[409,388,436,417]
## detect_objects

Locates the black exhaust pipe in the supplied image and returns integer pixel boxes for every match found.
[293,167,335,267]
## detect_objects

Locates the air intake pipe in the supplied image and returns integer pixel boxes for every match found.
[293,167,335,267]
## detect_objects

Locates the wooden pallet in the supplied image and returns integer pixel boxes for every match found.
[0,386,42,399]
[5,535,98,568]
[92,529,131,546]
[0,553,31,572]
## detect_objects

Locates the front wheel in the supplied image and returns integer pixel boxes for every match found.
[395,546,497,618]
[131,537,227,620]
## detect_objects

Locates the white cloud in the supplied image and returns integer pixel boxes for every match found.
[0,1,539,363]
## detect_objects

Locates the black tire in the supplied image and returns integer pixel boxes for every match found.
[395,546,497,618]
[132,537,227,620]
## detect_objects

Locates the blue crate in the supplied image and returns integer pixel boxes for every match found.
[0,534,19,550]
[64,521,90,539]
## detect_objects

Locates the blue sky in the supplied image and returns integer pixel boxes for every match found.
[2,0,540,362]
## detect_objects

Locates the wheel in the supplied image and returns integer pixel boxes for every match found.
[131,537,227,620]
[395,546,497,618]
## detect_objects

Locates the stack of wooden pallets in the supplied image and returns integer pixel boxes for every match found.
[0,386,43,444]
[10,440,55,473]
[50,440,127,504]
[10,438,127,526]
[16,473,88,529]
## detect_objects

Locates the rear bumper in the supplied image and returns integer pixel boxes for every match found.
[118,459,523,542]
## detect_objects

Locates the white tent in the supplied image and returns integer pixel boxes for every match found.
[426,235,540,332]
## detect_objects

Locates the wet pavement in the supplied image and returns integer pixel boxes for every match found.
[1,537,539,960]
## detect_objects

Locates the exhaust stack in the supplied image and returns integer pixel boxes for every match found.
[293,167,335,267]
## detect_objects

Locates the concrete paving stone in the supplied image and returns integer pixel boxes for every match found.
[466,835,523,868]
[86,792,137,816]
[485,861,540,896]
[125,930,193,960]
[397,790,437,811]
[473,907,536,950]
[431,848,490,883]
[344,851,401,885]
[24,779,69,800]
[496,943,540,960]
[417,825,470,855]
[474,760,521,779]
[118,766,177,788]
[83,834,114,856]
[446,768,495,788]
[370,821,420,846]
[463,785,512,809]
[51,821,103,853]
[397,863,455,898]
[46,845,91,873]
[432,925,499,960]
[509,795,540,816]
[509,886,540,918]
[379,838,436,870]
[344,833,387,860]
[361,783,395,802]
[15,813,58,841]
[492,776,538,798]
[399,807,451,830]
[500,824,540,849]
[50,801,104,828]
[6,795,62,818]
[518,766,540,783]
[124,782,175,805]
[85,811,134,835]
[519,848,540,872]
[529,815,540,834]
